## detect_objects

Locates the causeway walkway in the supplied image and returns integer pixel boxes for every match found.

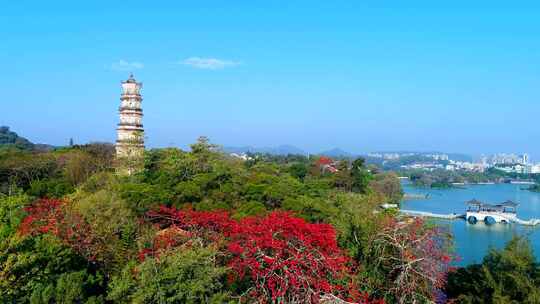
[399,209,465,220]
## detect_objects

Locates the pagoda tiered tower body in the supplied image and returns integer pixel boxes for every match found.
[116,74,144,159]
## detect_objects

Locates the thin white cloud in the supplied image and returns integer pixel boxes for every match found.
[110,60,144,71]
[180,57,241,70]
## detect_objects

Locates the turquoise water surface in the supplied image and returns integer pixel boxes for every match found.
[401,182,540,266]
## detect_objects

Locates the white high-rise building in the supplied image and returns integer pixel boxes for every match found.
[522,153,529,165]
[116,74,144,159]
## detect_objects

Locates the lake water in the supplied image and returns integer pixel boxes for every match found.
[401,182,540,266]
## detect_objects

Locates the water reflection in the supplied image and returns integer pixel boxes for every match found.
[464,221,513,232]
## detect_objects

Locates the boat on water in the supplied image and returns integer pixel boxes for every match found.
[466,199,518,224]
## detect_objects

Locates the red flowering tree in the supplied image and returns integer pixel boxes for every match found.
[19,198,99,261]
[141,206,234,260]
[20,201,384,303]
[18,198,130,269]
[227,211,350,302]
[19,198,64,236]
[145,207,381,303]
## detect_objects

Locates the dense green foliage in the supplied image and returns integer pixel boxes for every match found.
[0,192,106,303]
[0,143,114,195]
[0,234,106,303]
[0,136,462,303]
[446,237,540,303]
[108,247,230,303]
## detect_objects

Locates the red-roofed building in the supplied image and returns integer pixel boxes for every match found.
[316,156,339,174]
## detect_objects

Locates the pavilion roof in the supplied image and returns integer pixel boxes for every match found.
[466,199,483,206]
[500,200,518,208]
[466,199,518,209]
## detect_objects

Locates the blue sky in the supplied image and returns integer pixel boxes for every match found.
[2,1,539,158]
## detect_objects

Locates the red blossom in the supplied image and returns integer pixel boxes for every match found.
[19,198,101,263]
[20,200,384,303]
[144,207,382,303]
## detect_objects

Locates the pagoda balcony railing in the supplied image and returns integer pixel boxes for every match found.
[119,106,143,112]
[120,94,142,100]
[116,139,144,145]
[117,122,144,128]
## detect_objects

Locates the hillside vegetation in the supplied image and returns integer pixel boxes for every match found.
[0,135,536,303]
[0,126,35,150]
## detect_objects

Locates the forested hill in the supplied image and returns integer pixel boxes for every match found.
[0,126,52,151]
[1,136,538,302]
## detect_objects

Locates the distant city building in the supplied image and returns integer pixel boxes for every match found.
[494,164,528,174]
[368,152,448,161]
[116,74,145,174]
[531,164,540,174]
[480,155,488,166]
[383,153,400,160]
[400,163,444,171]
[370,151,538,174]
[368,152,400,159]
[487,153,528,166]
[230,153,252,161]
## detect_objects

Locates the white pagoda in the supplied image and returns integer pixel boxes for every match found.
[116,74,144,162]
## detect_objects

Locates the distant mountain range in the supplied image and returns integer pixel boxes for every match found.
[224,145,307,155]
[223,145,357,157]
[1,127,474,162]
[223,145,474,161]
[317,148,354,157]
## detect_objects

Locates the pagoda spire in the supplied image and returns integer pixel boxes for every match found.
[116,74,144,174]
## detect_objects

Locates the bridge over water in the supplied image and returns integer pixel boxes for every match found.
[398,209,540,226]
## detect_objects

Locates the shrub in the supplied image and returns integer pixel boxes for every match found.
[116,182,174,214]
[0,151,58,191]
[79,172,116,193]
[108,247,230,304]
[73,190,140,271]
[368,172,403,204]
[28,178,75,198]
[0,192,30,241]
[232,200,266,219]
[0,234,105,303]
